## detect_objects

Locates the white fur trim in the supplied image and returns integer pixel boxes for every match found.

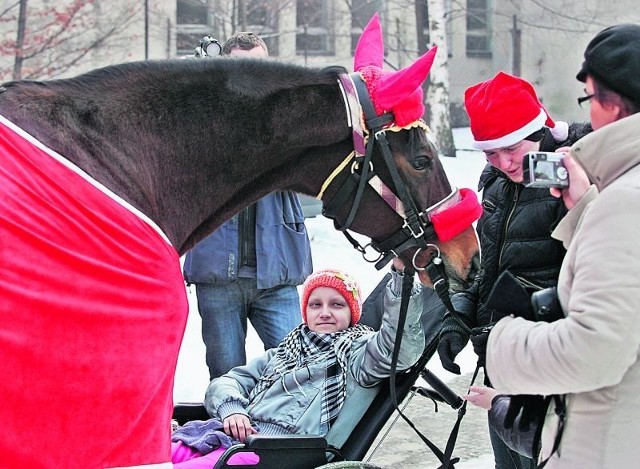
[550,121,569,142]
[472,109,547,151]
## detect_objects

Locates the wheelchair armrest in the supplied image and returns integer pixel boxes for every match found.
[244,434,328,450]
[172,402,210,425]
[214,435,343,469]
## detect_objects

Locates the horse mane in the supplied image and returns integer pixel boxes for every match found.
[4,58,347,102]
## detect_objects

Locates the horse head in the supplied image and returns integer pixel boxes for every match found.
[320,14,481,289]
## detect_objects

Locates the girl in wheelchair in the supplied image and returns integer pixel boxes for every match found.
[171,261,426,467]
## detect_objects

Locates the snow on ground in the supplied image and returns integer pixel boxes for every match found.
[172,128,494,467]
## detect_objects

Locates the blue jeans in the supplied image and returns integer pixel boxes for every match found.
[195,278,301,380]
[489,422,535,469]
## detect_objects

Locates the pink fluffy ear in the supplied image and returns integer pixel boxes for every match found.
[353,13,384,71]
[375,46,438,109]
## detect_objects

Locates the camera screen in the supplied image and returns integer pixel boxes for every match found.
[534,161,555,181]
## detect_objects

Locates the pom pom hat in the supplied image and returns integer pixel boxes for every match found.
[464,72,568,151]
[301,269,362,326]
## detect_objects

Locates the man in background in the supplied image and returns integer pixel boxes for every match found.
[183,32,313,380]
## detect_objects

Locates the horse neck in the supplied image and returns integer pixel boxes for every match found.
[0,67,352,254]
[177,84,354,254]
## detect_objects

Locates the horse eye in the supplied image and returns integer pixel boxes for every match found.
[412,156,432,171]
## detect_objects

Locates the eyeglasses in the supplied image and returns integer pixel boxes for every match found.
[577,93,595,108]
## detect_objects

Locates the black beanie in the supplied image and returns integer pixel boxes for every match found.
[577,23,640,104]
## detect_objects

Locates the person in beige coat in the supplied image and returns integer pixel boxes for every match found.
[486,24,640,468]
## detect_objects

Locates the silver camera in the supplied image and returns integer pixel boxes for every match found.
[522,152,569,189]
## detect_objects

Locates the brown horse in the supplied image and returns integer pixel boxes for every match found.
[0,24,479,469]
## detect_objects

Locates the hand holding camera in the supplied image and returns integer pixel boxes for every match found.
[546,151,593,210]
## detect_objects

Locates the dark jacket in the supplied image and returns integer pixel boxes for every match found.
[183,191,312,289]
[442,123,592,334]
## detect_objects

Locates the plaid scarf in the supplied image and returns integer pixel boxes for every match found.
[249,324,372,428]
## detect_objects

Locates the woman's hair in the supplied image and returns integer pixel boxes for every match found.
[524,128,545,142]
[592,76,640,117]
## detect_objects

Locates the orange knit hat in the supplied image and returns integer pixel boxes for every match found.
[300,269,362,326]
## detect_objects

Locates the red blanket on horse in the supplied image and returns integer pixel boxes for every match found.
[0,116,188,467]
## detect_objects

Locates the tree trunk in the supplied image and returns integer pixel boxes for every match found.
[13,0,28,80]
[424,0,455,157]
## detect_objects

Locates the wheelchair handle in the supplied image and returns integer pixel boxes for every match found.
[421,368,464,410]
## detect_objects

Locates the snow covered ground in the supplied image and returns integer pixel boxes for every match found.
[172,128,495,467]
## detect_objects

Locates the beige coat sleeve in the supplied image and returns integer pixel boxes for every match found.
[487,183,640,395]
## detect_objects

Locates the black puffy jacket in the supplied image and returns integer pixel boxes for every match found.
[441,123,592,335]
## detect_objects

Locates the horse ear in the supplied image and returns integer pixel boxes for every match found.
[353,13,384,71]
[374,46,438,109]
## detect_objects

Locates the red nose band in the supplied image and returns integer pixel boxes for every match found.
[430,188,482,242]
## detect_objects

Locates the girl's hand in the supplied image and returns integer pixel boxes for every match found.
[223,414,257,442]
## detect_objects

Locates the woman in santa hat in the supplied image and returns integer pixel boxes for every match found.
[436,72,591,468]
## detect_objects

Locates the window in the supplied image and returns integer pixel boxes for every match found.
[176,0,279,57]
[296,0,333,56]
[350,0,381,53]
[466,0,492,58]
[177,0,207,25]
[240,0,279,55]
[176,0,212,56]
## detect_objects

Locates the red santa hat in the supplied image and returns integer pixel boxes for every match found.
[464,72,568,151]
[300,269,362,326]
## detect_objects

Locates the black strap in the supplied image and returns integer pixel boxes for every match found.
[382,269,472,469]
[536,395,566,468]
[342,139,374,230]
[425,257,472,335]
[388,271,452,464]
[437,364,481,469]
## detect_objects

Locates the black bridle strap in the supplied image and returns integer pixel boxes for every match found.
[425,257,472,334]
[324,73,442,269]
[384,267,469,467]
[373,232,428,270]
[350,74,430,245]
[387,270,454,465]
[322,165,373,222]
[339,137,375,230]
[325,74,393,232]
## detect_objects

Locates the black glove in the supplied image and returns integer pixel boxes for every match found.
[437,331,468,374]
[504,394,547,432]
[469,326,490,367]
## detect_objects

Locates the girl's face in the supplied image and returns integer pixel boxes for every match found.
[305,287,351,334]
[484,139,540,183]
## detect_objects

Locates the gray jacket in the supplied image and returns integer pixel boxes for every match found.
[204,270,425,438]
